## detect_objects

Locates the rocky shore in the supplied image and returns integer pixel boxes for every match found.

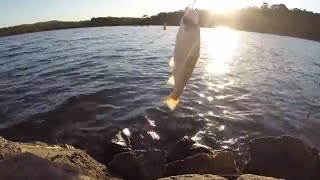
[0,135,319,180]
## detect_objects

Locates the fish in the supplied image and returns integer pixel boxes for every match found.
[165,7,201,110]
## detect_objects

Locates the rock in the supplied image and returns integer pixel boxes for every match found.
[0,152,90,180]
[108,150,166,180]
[0,136,113,179]
[167,136,213,162]
[244,136,320,180]
[104,131,132,163]
[51,152,107,180]
[237,174,282,180]
[165,152,238,177]
[213,151,239,175]
[159,174,228,180]
[0,136,23,159]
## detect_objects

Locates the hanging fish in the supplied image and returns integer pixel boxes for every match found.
[165,7,201,110]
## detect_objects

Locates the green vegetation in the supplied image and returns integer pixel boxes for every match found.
[1,3,320,41]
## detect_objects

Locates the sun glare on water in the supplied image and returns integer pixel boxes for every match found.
[203,26,239,75]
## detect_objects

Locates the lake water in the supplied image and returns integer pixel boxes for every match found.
[0,26,319,160]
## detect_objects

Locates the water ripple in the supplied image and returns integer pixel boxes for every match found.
[0,26,319,158]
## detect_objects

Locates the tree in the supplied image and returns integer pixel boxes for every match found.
[261,2,269,9]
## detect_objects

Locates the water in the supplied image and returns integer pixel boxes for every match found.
[0,26,320,161]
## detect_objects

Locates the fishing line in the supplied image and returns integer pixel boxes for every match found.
[192,0,197,8]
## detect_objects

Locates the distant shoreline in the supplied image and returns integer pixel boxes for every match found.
[1,5,320,41]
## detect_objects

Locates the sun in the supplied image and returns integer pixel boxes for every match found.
[203,26,239,75]
[199,0,244,14]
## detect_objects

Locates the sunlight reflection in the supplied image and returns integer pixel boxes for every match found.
[122,128,131,136]
[147,118,156,127]
[191,130,206,141]
[204,27,239,75]
[207,96,213,101]
[147,131,160,140]
[218,125,225,131]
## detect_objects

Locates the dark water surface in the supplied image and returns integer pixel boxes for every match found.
[0,26,319,161]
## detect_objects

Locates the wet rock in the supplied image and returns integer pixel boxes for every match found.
[245,136,320,180]
[108,149,166,180]
[159,174,228,180]
[0,153,90,180]
[167,136,214,162]
[104,131,132,163]
[165,152,238,176]
[0,136,23,159]
[237,174,282,180]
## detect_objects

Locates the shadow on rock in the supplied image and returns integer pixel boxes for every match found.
[108,150,166,180]
[166,152,239,177]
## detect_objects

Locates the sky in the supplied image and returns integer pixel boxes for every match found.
[0,0,319,28]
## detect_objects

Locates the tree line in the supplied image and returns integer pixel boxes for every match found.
[0,3,319,41]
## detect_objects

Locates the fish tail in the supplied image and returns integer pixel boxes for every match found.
[165,95,180,110]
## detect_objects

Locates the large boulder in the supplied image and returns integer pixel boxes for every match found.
[165,152,238,177]
[237,174,282,180]
[244,136,320,180]
[160,174,227,180]
[167,136,214,163]
[0,136,112,180]
[108,150,166,180]
[0,153,90,180]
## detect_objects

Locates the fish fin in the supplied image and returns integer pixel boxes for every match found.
[167,75,175,86]
[165,96,180,110]
[169,57,175,67]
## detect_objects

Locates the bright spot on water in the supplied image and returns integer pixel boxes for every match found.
[191,130,206,141]
[208,111,213,115]
[122,128,131,136]
[199,93,205,97]
[223,138,237,144]
[217,84,225,89]
[147,131,160,140]
[207,82,214,87]
[204,27,238,75]
[207,96,213,101]
[147,119,156,127]
[218,125,225,131]
[216,95,231,100]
